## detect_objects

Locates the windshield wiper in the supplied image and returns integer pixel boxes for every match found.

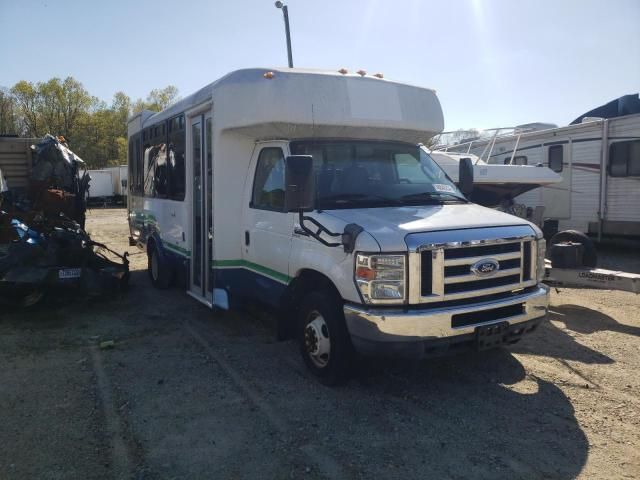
[400,192,469,203]
[319,193,402,206]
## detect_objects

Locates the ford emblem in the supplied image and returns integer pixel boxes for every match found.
[471,258,500,277]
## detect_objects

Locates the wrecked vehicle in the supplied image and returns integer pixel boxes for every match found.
[0,136,128,307]
[0,212,129,307]
[1,134,90,228]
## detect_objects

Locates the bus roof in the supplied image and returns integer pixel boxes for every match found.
[129,68,444,143]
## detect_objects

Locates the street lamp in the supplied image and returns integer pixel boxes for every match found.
[275,1,293,68]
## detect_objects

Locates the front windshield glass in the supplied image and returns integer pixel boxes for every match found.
[290,140,466,209]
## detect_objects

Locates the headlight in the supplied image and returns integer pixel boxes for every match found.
[536,238,546,281]
[355,254,406,303]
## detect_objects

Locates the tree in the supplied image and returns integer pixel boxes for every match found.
[7,76,178,168]
[132,85,179,113]
[0,87,19,135]
[10,77,92,140]
[11,80,40,136]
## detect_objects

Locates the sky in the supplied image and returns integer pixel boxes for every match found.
[1,0,638,130]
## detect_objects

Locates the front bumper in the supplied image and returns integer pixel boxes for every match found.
[344,285,549,359]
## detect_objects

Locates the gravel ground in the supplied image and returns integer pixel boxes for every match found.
[0,208,638,480]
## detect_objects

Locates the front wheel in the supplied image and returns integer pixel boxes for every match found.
[298,291,354,385]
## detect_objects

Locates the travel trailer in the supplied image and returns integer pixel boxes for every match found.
[444,110,640,240]
[127,68,549,383]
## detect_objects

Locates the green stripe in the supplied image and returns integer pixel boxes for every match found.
[213,259,291,284]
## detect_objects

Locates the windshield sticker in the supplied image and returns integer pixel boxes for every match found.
[434,183,455,193]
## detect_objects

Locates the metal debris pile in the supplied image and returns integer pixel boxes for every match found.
[0,135,129,307]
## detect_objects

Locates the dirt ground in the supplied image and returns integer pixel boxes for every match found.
[1,208,639,480]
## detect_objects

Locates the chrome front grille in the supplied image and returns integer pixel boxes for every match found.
[407,226,538,305]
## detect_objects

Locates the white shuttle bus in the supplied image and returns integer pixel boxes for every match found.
[128,68,549,384]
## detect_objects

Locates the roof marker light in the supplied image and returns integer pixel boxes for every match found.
[356,69,366,77]
[263,71,275,79]
[338,68,348,75]
[373,73,384,79]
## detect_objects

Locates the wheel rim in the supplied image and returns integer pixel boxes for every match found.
[304,311,331,368]
[151,252,159,281]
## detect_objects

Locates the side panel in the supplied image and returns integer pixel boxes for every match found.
[605,116,640,225]
[562,138,601,232]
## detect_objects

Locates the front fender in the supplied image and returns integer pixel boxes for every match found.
[289,230,380,303]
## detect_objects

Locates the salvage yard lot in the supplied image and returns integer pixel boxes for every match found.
[1,208,639,480]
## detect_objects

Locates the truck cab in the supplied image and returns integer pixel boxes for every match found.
[242,138,548,384]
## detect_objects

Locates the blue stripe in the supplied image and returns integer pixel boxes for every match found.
[214,268,287,308]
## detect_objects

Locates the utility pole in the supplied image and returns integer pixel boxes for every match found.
[275,1,294,68]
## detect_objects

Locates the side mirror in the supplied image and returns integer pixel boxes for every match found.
[284,155,315,212]
[459,157,474,196]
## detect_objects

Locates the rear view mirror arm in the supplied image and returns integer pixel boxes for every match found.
[297,211,363,254]
[298,211,342,247]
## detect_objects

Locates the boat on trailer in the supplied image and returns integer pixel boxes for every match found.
[429,151,561,210]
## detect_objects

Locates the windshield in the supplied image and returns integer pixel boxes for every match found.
[290,140,466,209]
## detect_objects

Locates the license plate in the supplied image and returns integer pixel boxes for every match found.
[59,268,82,279]
[475,322,509,350]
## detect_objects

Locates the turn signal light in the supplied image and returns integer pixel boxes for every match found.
[263,71,275,79]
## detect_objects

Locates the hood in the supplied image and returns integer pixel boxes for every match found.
[321,203,537,251]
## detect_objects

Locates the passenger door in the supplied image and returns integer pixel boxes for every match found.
[187,110,215,304]
[242,143,294,302]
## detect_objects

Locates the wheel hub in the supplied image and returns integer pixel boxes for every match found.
[304,313,331,368]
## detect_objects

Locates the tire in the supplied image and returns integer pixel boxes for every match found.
[148,246,172,289]
[298,290,354,386]
[549,230,597,267]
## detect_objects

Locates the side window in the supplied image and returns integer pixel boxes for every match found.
[128,138,134,193]
[252,147,285,210]
[549,145,563,172]
[548,145,563,172]
[610,140,640,177]
[153,123,169,197]
[127,133,142,194]
[134,136,142,193]
[504,156,527,165]
[168,115,186,200]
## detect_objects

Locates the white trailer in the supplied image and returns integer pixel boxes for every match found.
[87,166,128,205]
[115,165,128,199]
[444,113,640,240]
[87,169,114,204]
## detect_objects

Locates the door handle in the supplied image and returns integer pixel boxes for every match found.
[245,231,250,246]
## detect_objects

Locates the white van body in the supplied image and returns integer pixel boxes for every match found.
[88,170,114,200]
[445,115,640,239]
[127,68,548,381]
[87,166,128,204]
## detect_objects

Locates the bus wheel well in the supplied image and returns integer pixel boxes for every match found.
[278,269,342,341]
